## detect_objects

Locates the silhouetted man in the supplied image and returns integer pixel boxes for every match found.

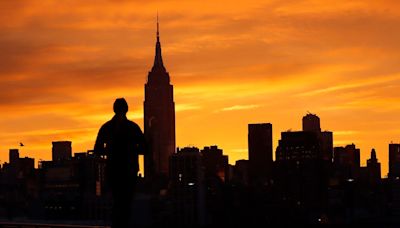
[94,98,145,228]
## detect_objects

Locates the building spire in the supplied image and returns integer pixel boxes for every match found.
[371,148,377,160]
[152,12,165,71]
[157,12,159,42]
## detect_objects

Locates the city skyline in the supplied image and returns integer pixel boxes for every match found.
[1,1,400,178]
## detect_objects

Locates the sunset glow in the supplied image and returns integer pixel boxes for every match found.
[1,0,400,177]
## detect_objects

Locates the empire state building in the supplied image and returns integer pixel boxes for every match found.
[144,18,176,179]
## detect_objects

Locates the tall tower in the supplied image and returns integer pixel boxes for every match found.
[144,16,176,179]
[248,123,273,185]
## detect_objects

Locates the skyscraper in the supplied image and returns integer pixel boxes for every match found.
[144,17,176,178]
[248,123,273,184]
[52,141,72,161]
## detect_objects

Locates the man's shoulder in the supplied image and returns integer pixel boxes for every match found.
[125,120,143,134]
[103,120,114,127]
[127,120,140,129]
[100,120,114,130]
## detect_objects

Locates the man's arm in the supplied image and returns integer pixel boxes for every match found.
[133,124,146,155]
[94,125,106,156]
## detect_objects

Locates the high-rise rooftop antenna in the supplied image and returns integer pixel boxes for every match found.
[157,11,159,41]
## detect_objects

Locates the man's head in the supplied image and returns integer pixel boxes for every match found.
[113,98,128,115]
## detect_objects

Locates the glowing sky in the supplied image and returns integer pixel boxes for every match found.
[1,0,400,177]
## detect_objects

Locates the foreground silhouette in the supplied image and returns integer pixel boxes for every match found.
[94,98,145,228]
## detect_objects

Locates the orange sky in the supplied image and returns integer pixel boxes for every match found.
[1,0,400,177]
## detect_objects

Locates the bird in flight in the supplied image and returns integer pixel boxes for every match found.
[20,142,24,147]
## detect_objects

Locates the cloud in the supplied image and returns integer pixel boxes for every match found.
[334,131,360,136]
[175,104,201,112]
[231,148,248,153]
[296,74,400,97]
[334,140,359,146]
[218,104,260,112]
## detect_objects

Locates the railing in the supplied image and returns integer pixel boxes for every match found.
[0,221,108,228]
